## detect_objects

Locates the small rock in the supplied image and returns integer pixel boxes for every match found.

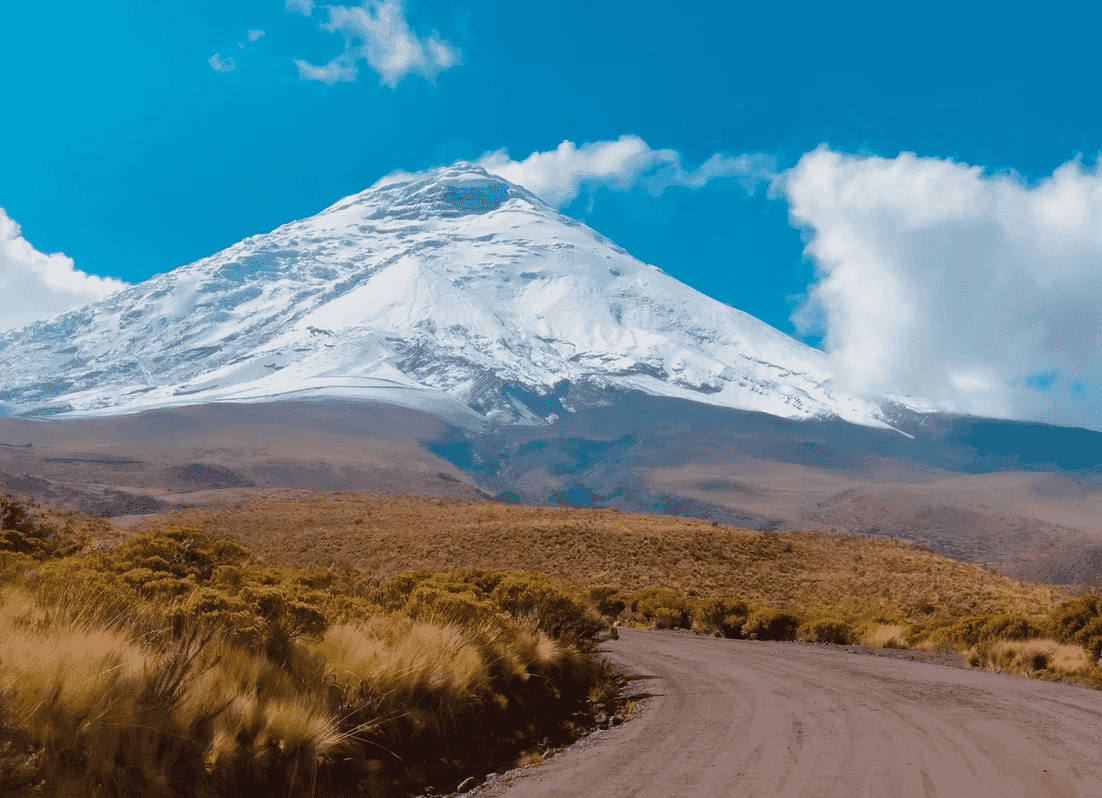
[611,715,624,727]
[457,776,478,793]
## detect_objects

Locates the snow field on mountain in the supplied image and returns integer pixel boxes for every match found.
[0,164,898,429]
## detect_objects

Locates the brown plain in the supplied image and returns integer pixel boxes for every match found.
[136,491,1063,620]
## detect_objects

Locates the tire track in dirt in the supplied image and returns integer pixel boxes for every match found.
[483,628,1102,798]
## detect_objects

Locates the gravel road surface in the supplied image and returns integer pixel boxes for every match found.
[481,628,1102,798]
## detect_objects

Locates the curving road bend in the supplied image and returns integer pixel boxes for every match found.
[489,628,1102,798]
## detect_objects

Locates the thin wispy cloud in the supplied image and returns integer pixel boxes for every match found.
[247,29,266,42]
[292,1,461,87]
[781,146,1102,429]
[0,207,128,331]
[208,53,236,72]
[476,136,777,209]
[285,0,315,15]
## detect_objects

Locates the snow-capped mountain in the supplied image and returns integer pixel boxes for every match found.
[0,163,899,428]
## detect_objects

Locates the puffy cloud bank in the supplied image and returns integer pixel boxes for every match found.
[477,136,776,209]
[0,207,128,332]
[292,1,461,87]
[782,146,1102,429]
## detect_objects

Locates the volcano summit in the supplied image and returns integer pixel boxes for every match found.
[0,163,904,428]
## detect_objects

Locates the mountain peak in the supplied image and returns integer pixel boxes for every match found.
[0,159,907,430]
[330,161,543,222]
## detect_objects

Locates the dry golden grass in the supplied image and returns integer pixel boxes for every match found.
[0,552,617,797]
[864,624,906,646]
[967,637,1090,675]
[138,492,1066,622]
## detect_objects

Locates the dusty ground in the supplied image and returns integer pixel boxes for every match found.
[467,628,1102,798]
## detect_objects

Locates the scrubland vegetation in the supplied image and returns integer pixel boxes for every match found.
[0,494,628,797]
[587,582,1102,687]
[144,493,1062,619]
[5,489,1102,796]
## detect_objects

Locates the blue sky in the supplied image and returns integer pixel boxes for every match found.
[2,1,1101,429]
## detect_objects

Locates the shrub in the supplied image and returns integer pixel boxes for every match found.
[491,574,606,647]
[923,616,988,649]
[0,493,69,560]
[169,586,262,649]
[403,584,495,627]
[589,586,626,618]
[797,618,856,645]
[972,639,1055,675]
[653,607,682,630]
[741,608,800,641]
[631,587,690,629]
[1047,596,1101,642]
[0,530,627,797]
[694,598,749,638]
[241,585,330,666]
[980,614,1045,642]
[906,613,1046,650]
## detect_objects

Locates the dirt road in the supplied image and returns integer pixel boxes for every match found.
[487,628,1102,798]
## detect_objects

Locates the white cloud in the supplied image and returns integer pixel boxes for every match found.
[782,146,1102,430]
[0,207,128,332]
[285,0,315,15]
[293,1,461,87]
[476,136,777,209]
[247,29,266,41]
[208,53,236,72]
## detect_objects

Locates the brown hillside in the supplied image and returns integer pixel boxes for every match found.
[135,491,1064,621]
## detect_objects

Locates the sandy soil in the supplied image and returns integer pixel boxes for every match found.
[475,628,1102,798]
